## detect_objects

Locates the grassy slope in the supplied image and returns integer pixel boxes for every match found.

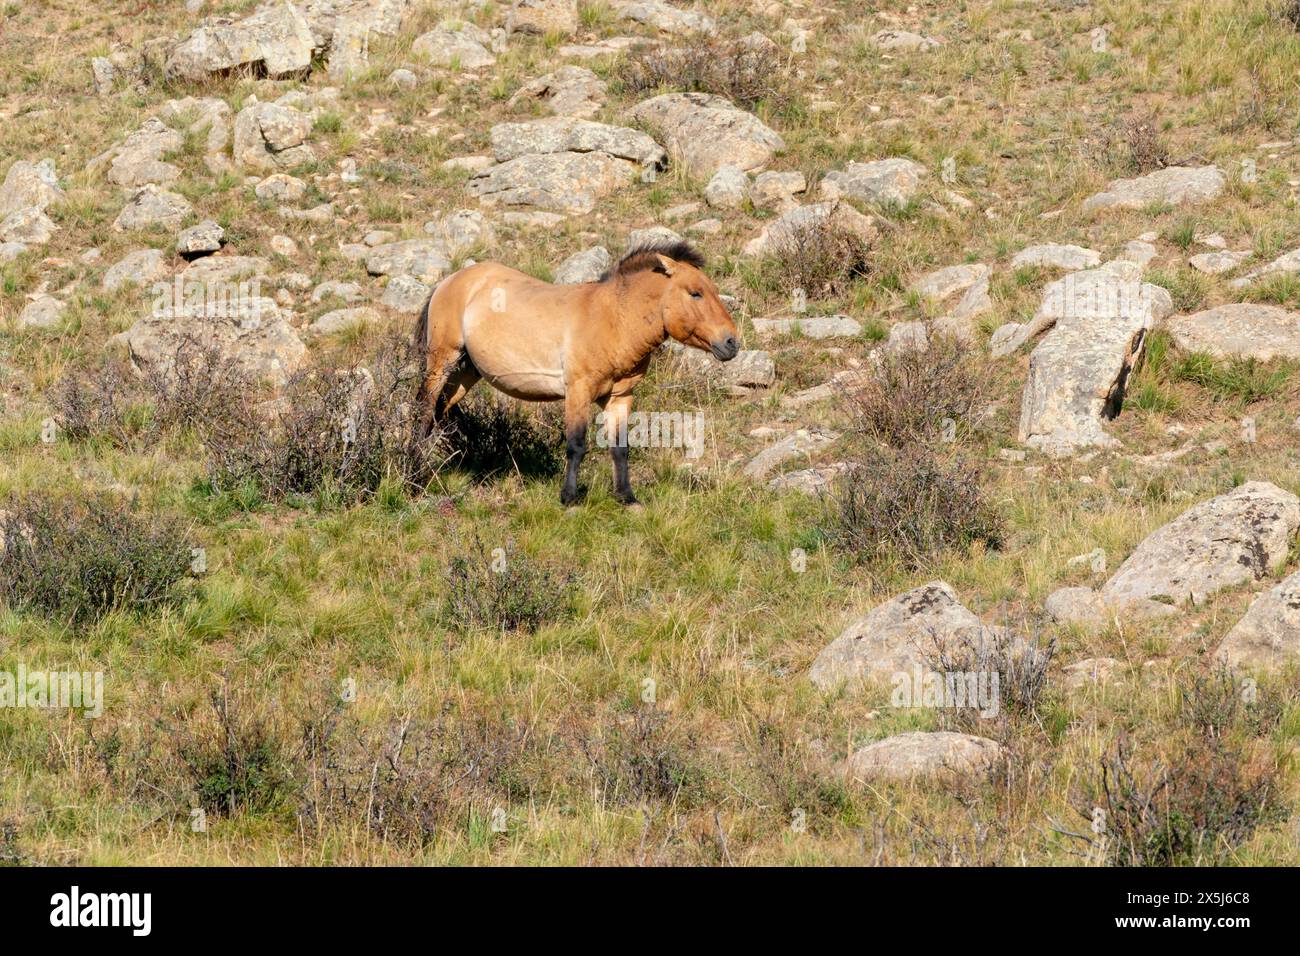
[1,0,1299,864]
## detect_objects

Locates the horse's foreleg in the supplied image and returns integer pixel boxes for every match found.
[600,394,637,505]
[561,386,595,506]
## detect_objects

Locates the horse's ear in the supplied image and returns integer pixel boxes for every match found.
[653,254,676,276]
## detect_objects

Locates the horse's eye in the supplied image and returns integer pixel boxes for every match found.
[689,291,703,299]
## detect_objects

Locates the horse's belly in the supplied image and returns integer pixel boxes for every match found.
[477,367,565,402]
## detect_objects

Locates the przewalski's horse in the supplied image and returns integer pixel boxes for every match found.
[414,240,739,506]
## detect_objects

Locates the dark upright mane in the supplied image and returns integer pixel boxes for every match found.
[600,239,706,281]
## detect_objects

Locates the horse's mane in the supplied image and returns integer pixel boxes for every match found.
[600,239,705,281]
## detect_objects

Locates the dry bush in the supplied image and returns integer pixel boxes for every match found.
[1067,734,1283,866]
[206,331,446,501]
[1088,112,1169,175]
[579,707,710,807]
[444,391,563,480]
[51,336,254,447]
[925,621,1057,736]
[300,702,542,847]
[847,335,982,448]
[828,443,1002,568]
[162,686,297,818]
[0,494,195,625]
[1279,0,1300,30]
[616,36,787,109]
[442,537,576,633]
[769,214,873,299]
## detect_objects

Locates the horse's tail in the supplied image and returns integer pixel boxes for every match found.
[412,292,434,356]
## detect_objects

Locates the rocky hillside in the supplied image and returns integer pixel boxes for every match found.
[1,0,1300,865]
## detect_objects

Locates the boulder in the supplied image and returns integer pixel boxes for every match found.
[554,245,611,284]
[627,92,784,178]
[176,219,225,258]
[750,314,861,339]
[254,173,308,202]
[411,20,496,69]
[704,165,748,209]
[1230,248,1300,289]
[664,341,774,392]
[810,581,989,690]
[365,239,452,281]
[742,426,839,480]
[614,0,715,34]
[1082,165,1225,214]
[104,248,170,292]
[912,262,989,303]
[489,117,666,167]
[843,732,1005,785]
[17,295,66,331]
[1015,262,1174,454]
[380,274,432,313]
[1215,569,1300,673]
[509,65,606,118]
[232,101,316,171]
[113,184,194,232]
[1167,304,1300,362]
[467,151,639,215]
[869,30,941,52]
[821,157,926,207]
[1099,481,1300,610]
[0,159,65,220]
[1010,243,1100,271]
[166,3,315,80]
[1189,250,1249,275]
[309,306,379,335]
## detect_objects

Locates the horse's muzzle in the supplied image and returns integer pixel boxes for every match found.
[710,336,739,361]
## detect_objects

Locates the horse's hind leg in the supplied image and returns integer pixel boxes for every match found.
[415,344,464,439]
[437,360,481,419]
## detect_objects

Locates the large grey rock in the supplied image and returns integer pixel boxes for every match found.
[704,165,748,208]
[380,274,432,313]
[742,201,878,258]
[89,118,183,188]
[1016,262,1174,455]
[628,92,784,178]
[742,426,839,480]
[749,170,805,211]
[424,208,494,258]
[665,341,774,392]
[1010,243,1101,271]
[1216,569,1300,673]
[554,245,611,284]
[254,173,308,202]
[821,158,926,207]
[177,219,225,258]
[912,262,989,303]
[1082,165,1225,214]
[844,732,1005,785]
[1101,482,1300,610]
[509,65,606,118]
[104,248,170,292]
[365,239,452,281]
[468,151,639,215]
[1168,304,1300,362]
[809,581,987,690]
[1189,250,1249,275]
[411,20,496,69]
[0,208,58,245]
[17,295,66,331]
[326,0,412,82]
[489,117,665,167]
[0,242,27,263]
[166,3,315,81]
[614,0,715,34]
[309,306,379,335]
[113,184,194,232]
[158,96,234,167]
[0,159,65,220]
[233,101,315,171]
[114,296,305,388]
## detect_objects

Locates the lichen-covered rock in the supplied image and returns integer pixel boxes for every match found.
[1215,569,1300,673]
[380,274,432,313]
[614,0,715,34]
[911,263,990,303]
[113,184,194,232]
[821,157,926,207]
[1010,243,1100,271]
[233,101,316,171]
[843,732,1005,785]
[554,245,611,284]
[750,314,861,339]
[166,3,315,81]
[467,151,639,215]
[1167,304,1300,362]
[509,65,606,118]
[104,248,170,292]
[489,117,665,167]
[1100,482,1300,610]
[628,92,784,178]
[1082,165,1225,214]
[741,201,877,258]
[742,427,839,480]
[364,239,452,281]
[411,20,496,69]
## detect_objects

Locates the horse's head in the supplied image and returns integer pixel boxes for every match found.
[648,252,739,361]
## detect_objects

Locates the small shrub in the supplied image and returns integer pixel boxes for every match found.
[580,707,708,806]
[616,37,787,109]
[1069,734,1283,866]
[0,495,195,625]
[1279,0,1300,31]
[443,537,575,633]
[927,622,1057,732]
[168,686,297,818]
[846,335,981,447]
[769,212,872,300]
[206,331,445,502]
[50,357,144,446]
[828,444,1002,567]
[1088,112,1169,175]
[1173,351,1296,403]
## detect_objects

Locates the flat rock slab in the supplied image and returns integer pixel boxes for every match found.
[911,262,990,302]
[869,30,941,52]
[843,732,1005,785]
[1230,248,1300,288]
[113,184,194,232]
[509,65,606,118]
[490,116,665,167]
[1016,262,1173,455]
[614,0,715,34]
[1082,165,1225,214]
[820,157,926,207]
[742,427,839,479]
[809,581,986,690]
[365,239,452,281]
[1168,304,1300,362]
[1100,481,1300,609]
[1189,250,1249,275]
[627,92,784,178]
[166,3,314,80]
[750,314,861,339]
[468,151,638,214]
[1215,569,1300,673]
[1010,243,1100,271]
